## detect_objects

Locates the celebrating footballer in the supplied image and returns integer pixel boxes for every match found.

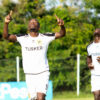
[3,11,66,100]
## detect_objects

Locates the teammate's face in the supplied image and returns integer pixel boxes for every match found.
[93,29,100,43]
[28,19,40,32]
[94,34,100,43]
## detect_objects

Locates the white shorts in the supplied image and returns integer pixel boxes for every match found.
[91,75,100,92]
[25,71,50,99]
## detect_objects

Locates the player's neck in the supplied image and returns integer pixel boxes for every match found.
[29,32,39,37]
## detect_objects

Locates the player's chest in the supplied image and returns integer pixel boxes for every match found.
[21,38,47,47]
[90,45,100,56]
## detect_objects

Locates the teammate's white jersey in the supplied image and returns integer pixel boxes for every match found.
[87,42,100,75]
[16,33,55,74]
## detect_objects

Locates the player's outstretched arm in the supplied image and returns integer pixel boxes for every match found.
[3,11,17,42]
[55,15,66,39]
[87,56,94,70]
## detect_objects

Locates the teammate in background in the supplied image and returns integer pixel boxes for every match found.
[3,11,66,100]
[87,29,100,100]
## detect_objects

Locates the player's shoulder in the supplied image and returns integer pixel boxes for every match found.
[16,34,28,37]
[87,41,93,49]
[39,32,55,37]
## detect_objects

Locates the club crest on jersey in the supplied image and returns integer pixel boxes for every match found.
[37,40,42,45]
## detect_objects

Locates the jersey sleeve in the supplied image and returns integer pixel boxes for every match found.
[16,34,24,45]
[87,46,91,56]
[44,33,55,43]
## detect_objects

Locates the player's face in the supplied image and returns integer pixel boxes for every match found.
[94,34,100,43]
[28,19,40,32]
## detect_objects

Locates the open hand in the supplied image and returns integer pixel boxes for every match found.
[5,10,13,24]
[55,14,64,26]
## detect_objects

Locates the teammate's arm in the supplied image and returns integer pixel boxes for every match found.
[87,56,94,69]
[55,15,66,39]
[3,11,17,42]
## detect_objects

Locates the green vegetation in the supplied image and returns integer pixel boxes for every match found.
[0,0,100,92]
[53,91,94,100]
[53,98,93,100]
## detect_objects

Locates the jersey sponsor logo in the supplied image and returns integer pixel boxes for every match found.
[25,46,43,51]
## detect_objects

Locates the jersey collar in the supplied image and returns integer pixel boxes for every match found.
[28,33,40,38]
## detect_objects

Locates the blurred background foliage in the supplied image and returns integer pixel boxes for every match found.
[0,0,100,92]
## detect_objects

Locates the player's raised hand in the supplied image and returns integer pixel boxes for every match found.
[55,14,64,26]
[5,10,13,24]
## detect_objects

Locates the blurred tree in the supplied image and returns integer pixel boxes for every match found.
[0,0,97,91]
[12,0,47,23]
[0,0,16,17]
[83,0,100,27]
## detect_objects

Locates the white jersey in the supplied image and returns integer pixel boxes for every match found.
[87,42,100,75]
[16,33,55,74]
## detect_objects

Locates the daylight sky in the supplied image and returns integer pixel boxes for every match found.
[0,0,83,10]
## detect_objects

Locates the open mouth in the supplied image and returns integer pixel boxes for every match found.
[30,28,37,32]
